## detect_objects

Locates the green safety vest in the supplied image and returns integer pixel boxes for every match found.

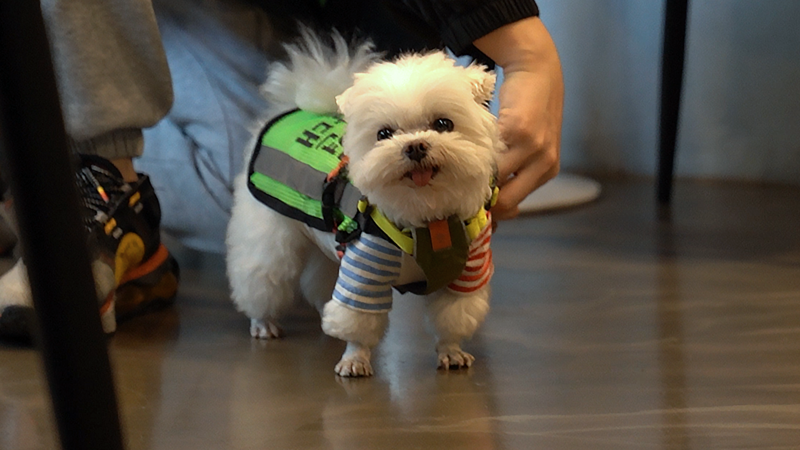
[247,109,361,237]
[248,109,496,295]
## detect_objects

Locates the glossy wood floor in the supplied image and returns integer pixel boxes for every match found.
[2,178,800,450]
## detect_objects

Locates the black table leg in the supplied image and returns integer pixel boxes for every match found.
[0,2,125,450]
[658,0,689,204]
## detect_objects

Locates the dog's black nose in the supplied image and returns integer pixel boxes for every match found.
[404,142,429,162]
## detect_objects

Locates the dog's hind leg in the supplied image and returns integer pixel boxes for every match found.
[299,247,339,315]
[426,285,490,369]
[226,186,311,339]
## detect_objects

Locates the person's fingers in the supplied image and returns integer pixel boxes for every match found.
[473,16,564,220]
[496,145,529,183]
[497,157,552,207]
[493,83,560,186]
[491,202,520,221]
[493,146,559,220]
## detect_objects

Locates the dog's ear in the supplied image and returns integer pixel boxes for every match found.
[464,64,496,105]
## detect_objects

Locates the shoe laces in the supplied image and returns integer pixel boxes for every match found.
[75,162,131,233]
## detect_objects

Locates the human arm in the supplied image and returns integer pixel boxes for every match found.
[394,1,563,220]
[474,16,564,220]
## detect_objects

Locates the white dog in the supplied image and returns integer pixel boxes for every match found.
[226,32,502,377]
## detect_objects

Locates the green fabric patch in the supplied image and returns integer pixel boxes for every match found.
[260,110,345,175]
[411,216,470,294]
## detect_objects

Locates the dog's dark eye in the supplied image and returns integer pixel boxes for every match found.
[377,128,394,141]
[432,118,454,133]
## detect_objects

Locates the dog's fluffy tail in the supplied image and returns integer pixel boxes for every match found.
[260,29,380,115]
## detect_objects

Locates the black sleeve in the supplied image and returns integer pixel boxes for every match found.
[246,0,539,60]
[399,0,540,55]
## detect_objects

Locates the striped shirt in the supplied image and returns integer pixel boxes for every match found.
[333,233,402,312]
[333,218,493,313]
[448,219,493,293]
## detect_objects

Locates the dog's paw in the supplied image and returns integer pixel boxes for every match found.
[250,318,283,339]
[335,355,374,377]
[437,347,475,370]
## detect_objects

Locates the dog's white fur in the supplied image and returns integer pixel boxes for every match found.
[226,31,502,376]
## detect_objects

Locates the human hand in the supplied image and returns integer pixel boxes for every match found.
[474,17,564,220]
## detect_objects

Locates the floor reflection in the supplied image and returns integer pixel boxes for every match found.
[0,347,57,450]
[3,179,800,449]
[656,208,690,449]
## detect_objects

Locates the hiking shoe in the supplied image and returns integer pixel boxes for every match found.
[0,155,179,343]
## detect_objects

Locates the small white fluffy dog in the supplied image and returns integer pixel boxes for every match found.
[226,32,502,377]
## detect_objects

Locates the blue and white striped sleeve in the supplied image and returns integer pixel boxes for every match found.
[333,233,402,313]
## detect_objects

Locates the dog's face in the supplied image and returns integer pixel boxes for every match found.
[336,52,502,228]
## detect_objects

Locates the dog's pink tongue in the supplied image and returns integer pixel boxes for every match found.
[411,168,434,187]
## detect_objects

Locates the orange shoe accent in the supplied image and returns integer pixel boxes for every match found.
[99,290,115,315]
[104,218,117,235]
[119,244,170,285]
[128,191,141,207]
[115,269,179,321]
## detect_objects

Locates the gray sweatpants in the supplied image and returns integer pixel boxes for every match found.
[42,0,280,253]
[41,0,174,159]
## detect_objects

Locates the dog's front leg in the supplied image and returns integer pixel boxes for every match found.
[428,216,493,369]
[322,300,389,377]
[322,233,400,376]
[336,342,374,377]
[427,285,490,370]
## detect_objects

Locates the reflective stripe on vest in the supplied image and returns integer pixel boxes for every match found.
[247,109,359,233]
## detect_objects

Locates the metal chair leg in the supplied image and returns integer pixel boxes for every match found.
[657,0,689,205]
[0,2,125,449]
